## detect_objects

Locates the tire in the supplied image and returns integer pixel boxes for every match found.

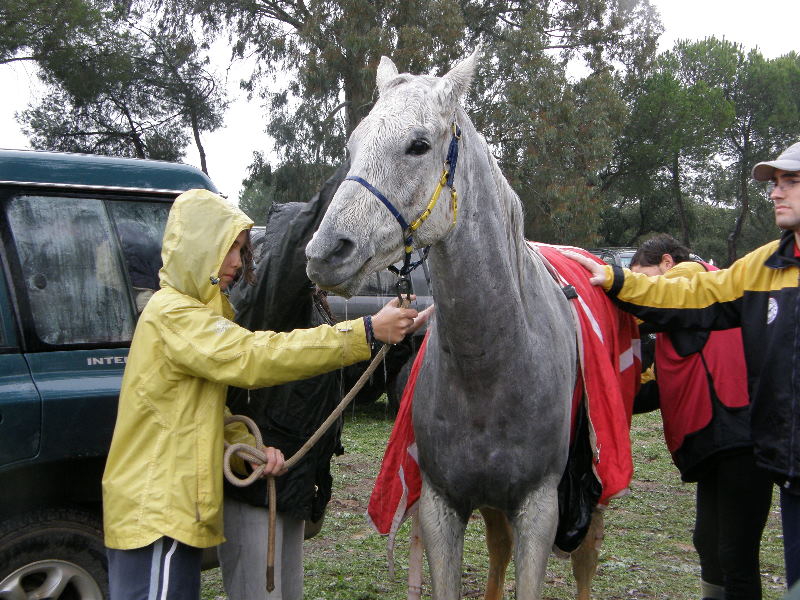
[0,508,108,600]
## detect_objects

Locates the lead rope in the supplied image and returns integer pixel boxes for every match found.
[222,298,410,592]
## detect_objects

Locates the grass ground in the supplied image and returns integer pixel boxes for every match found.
[202,400,787,599]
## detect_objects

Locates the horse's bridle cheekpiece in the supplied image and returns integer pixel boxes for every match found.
[346,121,462,300]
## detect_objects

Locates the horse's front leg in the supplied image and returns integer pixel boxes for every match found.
[480,506,513,600]
[418,477,467,600]
[571,507,605,600]
[510,475,561,600]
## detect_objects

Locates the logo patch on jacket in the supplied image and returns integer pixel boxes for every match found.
[214,318,235,335]
[767,297,779,325]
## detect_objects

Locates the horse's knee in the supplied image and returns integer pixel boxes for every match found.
[418,482,467,599]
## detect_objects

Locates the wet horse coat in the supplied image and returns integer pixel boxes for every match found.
[307,52,578,599]
[368,243,642,599]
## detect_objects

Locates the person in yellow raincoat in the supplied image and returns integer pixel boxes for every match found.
[102,189,419,600]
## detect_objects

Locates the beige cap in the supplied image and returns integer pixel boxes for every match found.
[752,142,800,181]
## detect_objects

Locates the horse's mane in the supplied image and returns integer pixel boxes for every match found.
[456,106,530,279]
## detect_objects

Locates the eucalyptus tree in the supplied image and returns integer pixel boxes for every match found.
[664,38,800,262]
[153,0,465,170]
[464,0,662,244]
[153,0,661,243]
[0,0,103,65]
[19,19,226,169]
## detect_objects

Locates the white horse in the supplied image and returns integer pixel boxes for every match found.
[306,50,581,599]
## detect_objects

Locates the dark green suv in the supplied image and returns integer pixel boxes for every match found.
[0,149,217,599]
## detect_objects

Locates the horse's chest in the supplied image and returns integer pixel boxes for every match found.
[413,391,569,504]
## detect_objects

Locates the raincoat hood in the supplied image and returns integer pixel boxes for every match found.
[159,189,253,304]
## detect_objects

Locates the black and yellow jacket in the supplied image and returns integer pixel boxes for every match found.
[602,230,800,486]
[633,262,752,483]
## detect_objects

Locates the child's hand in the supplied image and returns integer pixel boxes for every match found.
[409,304,435,334]
[371,297,419,344]
[252,446,287,477]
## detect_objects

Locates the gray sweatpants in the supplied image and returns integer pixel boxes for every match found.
[217,496,305,600]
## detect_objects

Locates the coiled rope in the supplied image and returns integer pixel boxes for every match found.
[223,335,397,592]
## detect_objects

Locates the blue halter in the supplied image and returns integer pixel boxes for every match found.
[345,122,462,298]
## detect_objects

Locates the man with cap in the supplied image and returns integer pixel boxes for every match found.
[563,141,800,591]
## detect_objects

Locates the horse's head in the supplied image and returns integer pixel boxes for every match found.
[306,50,479,296]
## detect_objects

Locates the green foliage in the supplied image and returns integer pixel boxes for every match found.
[159,0,466,168]
[21,83,189,160]
[151,0,660,245]
[238,151,337,223]
[237,152,275,224]
[0,0,104,65]
[267,160,337,205]
[602,39,800,264]
[8,1,798,254]
[9,6,226,167]
[462,0,661,245]
[601,39,736,249]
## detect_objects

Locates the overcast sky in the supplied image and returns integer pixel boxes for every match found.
[0,0,795,200]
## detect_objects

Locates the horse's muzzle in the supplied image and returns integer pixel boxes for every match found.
[305,233,362,291]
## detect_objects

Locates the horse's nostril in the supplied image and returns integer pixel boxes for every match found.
[329,236,356,263]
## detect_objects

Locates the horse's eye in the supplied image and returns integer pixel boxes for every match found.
[406,139,430,156]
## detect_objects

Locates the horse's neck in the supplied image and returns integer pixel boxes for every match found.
[428,128,537,356]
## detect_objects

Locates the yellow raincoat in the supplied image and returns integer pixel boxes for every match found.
[102,189,370,550]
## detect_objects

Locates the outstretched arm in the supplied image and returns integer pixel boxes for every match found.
[559,248,747,332]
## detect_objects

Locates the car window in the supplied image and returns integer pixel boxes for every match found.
[619,252,635,268]
[107,201,170,312]
[6,195,136,345]
[0,263,13,348]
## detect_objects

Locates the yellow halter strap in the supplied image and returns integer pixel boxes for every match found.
[405,122,461,253]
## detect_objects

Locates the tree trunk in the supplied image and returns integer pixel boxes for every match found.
[340,15,371,138]
[672,153,690,247]
[189,108,208,174]
[727,164,750,264]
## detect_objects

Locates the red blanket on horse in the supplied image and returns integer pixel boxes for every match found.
[367,245,640,547]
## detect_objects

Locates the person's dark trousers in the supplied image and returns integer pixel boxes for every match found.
[107,536,203,600]
[781,485,800,588]
[693,451,774,600]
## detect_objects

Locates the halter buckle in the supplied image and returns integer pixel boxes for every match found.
[396,276,412,304]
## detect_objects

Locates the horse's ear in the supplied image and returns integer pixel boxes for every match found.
[376,56,400,96]
[435,48,480,109]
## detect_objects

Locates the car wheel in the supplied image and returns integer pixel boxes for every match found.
[0,508,107,600]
